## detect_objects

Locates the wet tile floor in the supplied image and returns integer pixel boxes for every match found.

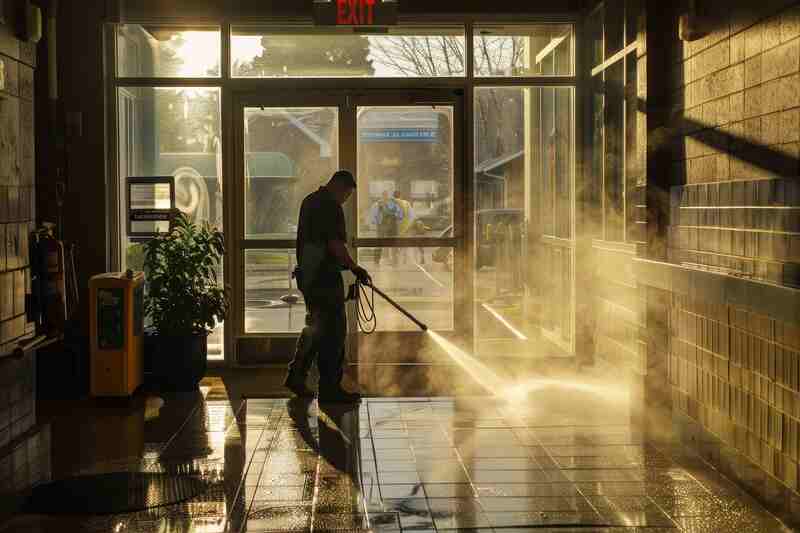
[1,380,793,533]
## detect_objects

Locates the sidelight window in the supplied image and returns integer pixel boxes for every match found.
[588,0,645,243]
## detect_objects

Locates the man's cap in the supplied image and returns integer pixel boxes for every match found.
[330,170,357,188]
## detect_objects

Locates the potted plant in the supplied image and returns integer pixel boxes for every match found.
[143,212,229,390]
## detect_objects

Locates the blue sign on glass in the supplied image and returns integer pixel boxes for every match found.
[361,128,438,143]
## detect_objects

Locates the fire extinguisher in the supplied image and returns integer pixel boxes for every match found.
[34,224,67,334]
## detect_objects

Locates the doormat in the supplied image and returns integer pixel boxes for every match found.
[24,472,208,514]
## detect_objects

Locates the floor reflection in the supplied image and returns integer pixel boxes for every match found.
[0,377,792,532]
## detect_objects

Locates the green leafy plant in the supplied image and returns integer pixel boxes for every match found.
[143,212,230,336]
[126,242,146,271]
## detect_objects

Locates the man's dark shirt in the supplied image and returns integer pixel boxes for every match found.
[296,186,347,289]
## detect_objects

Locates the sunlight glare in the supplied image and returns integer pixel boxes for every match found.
[231,35,266,67]
[172,31,221,77]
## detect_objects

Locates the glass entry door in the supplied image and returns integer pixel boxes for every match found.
[353,94,462,335]
[233,90,465,366]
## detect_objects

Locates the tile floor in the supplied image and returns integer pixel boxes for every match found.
[0,377,793,532]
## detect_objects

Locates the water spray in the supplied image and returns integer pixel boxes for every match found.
[349,281,428,333]
[348,283,626,408]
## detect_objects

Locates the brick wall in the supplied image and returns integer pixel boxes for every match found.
[0,17,36,355]
[0,6,47,521]
[655,0,800,525]
[668,1,800,285]
[0,349,47,516]
[671,179,800,286]
[593,243,644,374]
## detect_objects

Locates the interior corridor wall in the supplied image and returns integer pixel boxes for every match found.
[634,0,800,527]
[0,10,51,518]
[0,9,37,355]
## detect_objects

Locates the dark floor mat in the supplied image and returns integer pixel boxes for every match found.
[24,472,208,515]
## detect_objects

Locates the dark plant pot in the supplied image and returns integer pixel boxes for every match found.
[143,327,158,376]
[151,333,208,391]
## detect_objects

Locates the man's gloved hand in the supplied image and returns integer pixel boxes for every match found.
[351,265,372,286]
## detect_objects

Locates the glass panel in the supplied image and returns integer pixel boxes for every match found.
[474,87,574,355]
[625,55,640,184]
[604,1,625,58]
[118,87,223,237]
[587,5,604,67]
[231,26,465,78]
[541,88,555,236]
[590,75,605,240]
[625,54,642,243]
[540,243,574,348]
[117,25,221,78]
[473,24,573,77]
[604,62,625,241]
[118,87,224,359]
[246,247,455,333]
[358,247,453,331]
[626,0,642,45]
[243,107,339,239]
[553,88,574,239]
[244,250,304,333]
[357,106,453,238]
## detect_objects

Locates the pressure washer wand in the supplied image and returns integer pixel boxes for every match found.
[365,282,428,332]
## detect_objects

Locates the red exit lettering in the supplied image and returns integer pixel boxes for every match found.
[337,0,376,25]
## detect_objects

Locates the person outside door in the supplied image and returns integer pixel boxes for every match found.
[407,218,432,264]
[393,191,413,264]
[369,190,403,266]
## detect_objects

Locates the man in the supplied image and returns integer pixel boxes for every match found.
[284,170,371,403]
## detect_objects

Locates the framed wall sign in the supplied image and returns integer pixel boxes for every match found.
[127,176,176,241]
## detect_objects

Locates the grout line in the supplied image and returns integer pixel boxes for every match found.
[225,401,279,533]
[524,427,604,523]
[309,401,322,533]
[151,401,203,468]
[365,399,388,503]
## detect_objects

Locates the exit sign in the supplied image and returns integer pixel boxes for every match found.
[313,0,398,27]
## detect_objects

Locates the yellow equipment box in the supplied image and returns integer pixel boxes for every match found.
[89,271,145,397]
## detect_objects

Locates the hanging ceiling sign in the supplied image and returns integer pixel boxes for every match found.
[313,0,398,27]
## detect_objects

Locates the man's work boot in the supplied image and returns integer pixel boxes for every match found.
[318,386,361,404]
[284,374,315,398]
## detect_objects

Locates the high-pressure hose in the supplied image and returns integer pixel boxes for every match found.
[351,280,377,334]
[350,280,428,333]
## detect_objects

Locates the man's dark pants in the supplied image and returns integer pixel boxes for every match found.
[287,277,347,393]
